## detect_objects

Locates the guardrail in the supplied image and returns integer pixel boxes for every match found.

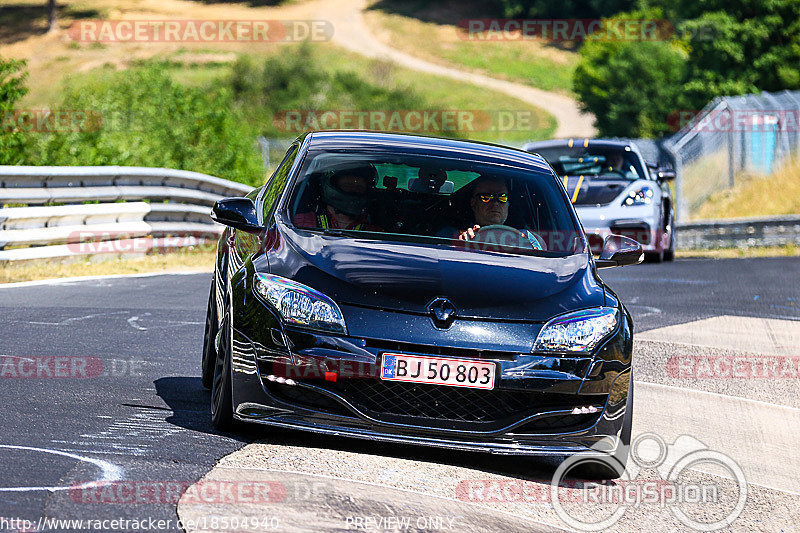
[676,215,800,249]
[0,166,253,262]
[2,166,796,260]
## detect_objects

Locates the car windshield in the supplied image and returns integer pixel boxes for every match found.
[285,150,584,256]
[533,146,644,181]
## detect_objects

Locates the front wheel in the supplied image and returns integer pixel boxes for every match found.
[201,280,217,390]
[644,250,664,263]
[663,227,675,262]
[210,313,235,430]
[569,376,633,480]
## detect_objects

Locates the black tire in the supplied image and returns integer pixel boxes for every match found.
[644,250,664,263]
[210,312,235,430]
[201,280,217,390]
[663,228,675,262]
[569,377,634,480]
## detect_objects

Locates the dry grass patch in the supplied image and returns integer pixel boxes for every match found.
[676,244,799,259]
[693,158,800,220]
[0,249,214,284]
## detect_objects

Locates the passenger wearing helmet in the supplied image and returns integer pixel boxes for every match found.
[293,165,383,231]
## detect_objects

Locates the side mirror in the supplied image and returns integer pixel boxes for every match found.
[595,234,643,268]
[211,197,262,232]
[656,168,676,181]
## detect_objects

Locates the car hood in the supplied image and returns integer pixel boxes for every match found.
[269,225,605,322]
[572,177,632,206]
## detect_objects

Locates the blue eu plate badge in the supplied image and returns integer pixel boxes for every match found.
[382,355,396,379]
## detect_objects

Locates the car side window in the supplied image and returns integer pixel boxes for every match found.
[262,144,299,223]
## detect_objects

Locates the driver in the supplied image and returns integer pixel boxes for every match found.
[457,176,545,250]
[293,165,383,231]
[606,152,628,174]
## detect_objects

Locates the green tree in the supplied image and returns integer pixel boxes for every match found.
[643,0,800,106]
[0,56,29,165]
[574,35,687,137]
[30,66,265,185]
[498,0,636,18]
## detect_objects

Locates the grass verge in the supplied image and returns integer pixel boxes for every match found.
[692,158,800,220]
[365,0,578,95]
[675,244,799,259]
[0,250,214,284]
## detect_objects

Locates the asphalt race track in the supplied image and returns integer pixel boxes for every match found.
[1,257,798,532]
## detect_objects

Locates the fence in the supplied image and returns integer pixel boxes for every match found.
[0,166,252,262]
[663,90,800,221]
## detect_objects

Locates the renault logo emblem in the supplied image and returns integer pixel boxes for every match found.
[427,297,457,328]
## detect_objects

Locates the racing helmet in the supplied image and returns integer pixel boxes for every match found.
[320,164,377,217]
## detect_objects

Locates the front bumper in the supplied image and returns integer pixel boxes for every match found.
[576,205,663,254]
[228,308,633,456]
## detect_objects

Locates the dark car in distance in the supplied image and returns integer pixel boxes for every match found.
[204,131,642,478]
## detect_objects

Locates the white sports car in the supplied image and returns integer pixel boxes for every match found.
[524,138,675,262]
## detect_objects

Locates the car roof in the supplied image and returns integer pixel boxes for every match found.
[303,130,553,173]
[523,138,639,153]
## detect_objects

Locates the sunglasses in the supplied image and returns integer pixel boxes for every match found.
[474,193,509,204]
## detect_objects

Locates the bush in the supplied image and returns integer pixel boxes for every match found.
[228,43,430,137]
[574,37,687,137]
[0,56,29,165]
[28,67,265,186]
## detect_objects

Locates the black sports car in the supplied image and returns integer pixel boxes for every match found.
[204,131,642,478]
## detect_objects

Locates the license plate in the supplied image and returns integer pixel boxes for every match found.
[380,353,495,390]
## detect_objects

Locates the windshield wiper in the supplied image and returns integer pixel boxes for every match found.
[317,228,347,236]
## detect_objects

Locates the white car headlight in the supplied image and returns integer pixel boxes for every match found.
[533,307,618,353]
[622,186,654,206]
[253,273,347,334]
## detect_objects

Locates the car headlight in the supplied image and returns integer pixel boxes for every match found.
[533,307,618,353]
[253,273,347,334]
[622,186,654,206]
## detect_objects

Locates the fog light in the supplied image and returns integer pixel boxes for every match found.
[571,405,600,415]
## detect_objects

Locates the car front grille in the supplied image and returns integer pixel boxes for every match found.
[265,378,604,433]
[335,379,535,422]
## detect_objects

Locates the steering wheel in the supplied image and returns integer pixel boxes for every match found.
[467,224,537,252]
[602,169,628,178]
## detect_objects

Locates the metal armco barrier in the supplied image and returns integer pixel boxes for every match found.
[0,166,253,262]
[2,166,796,259]
[676,215,800,249]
